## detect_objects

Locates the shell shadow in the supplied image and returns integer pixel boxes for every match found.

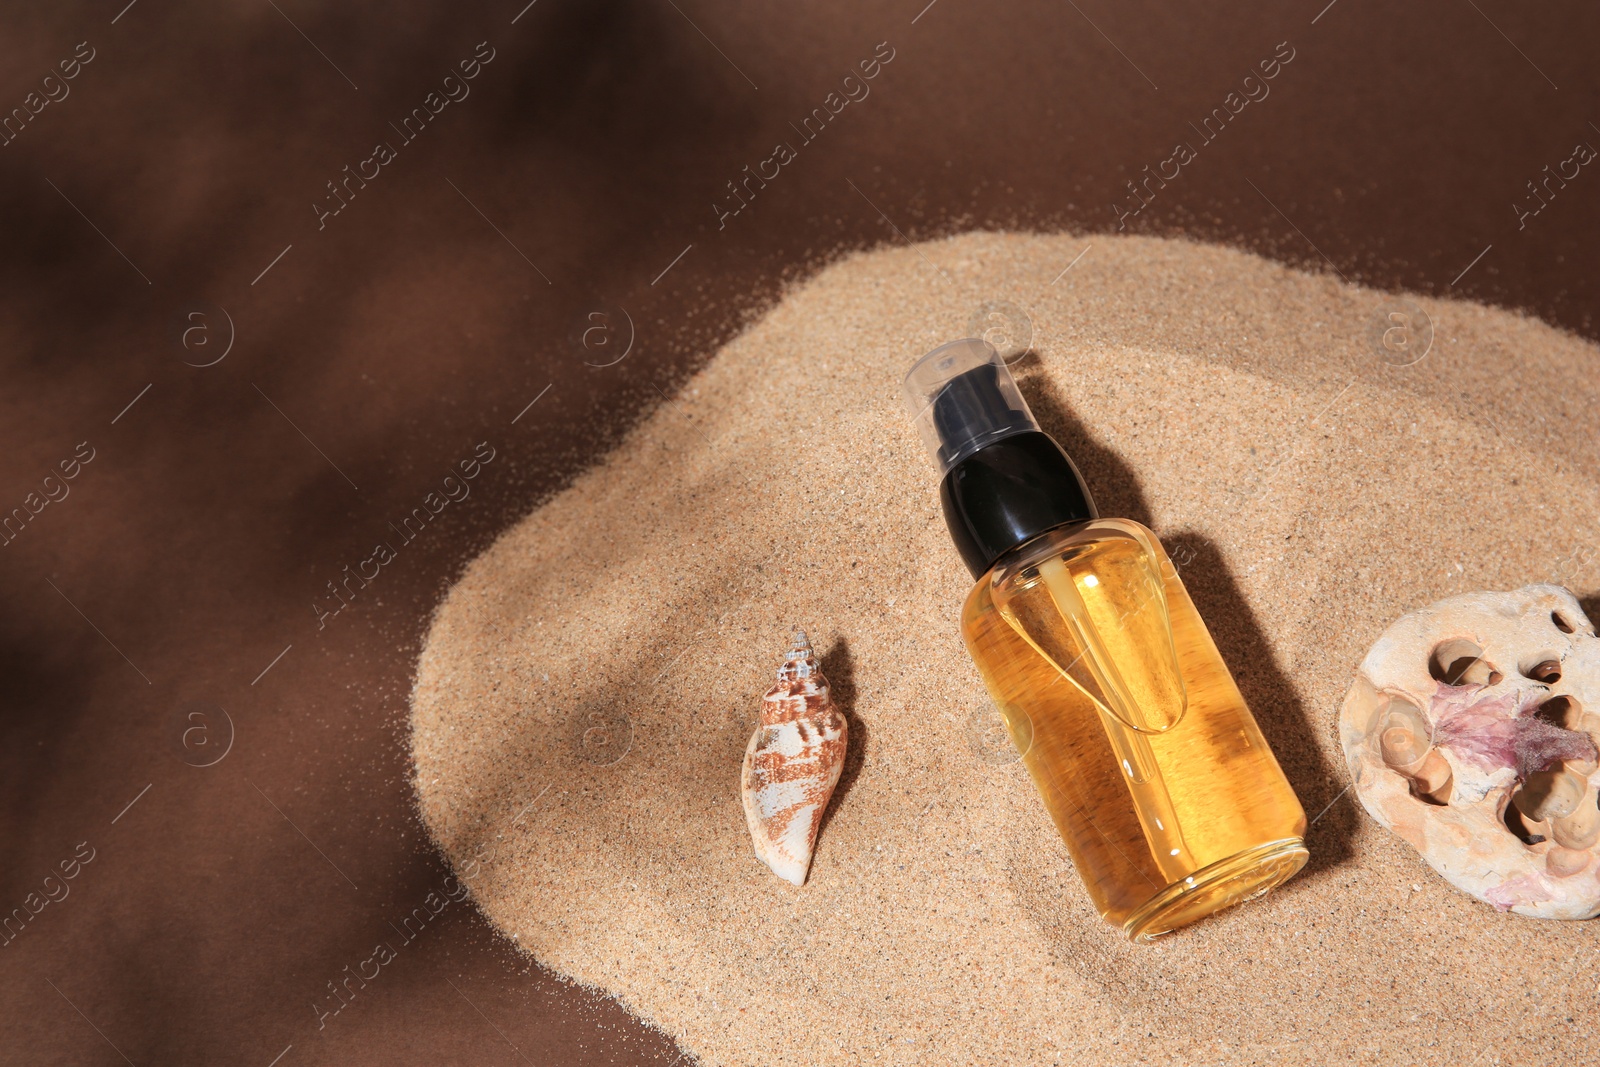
[817,635,866,846]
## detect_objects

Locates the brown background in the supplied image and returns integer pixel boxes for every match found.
[1,1,1595,1063]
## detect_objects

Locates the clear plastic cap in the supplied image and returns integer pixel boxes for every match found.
[902,339,1040,473]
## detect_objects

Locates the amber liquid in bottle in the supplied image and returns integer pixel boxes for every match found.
[904,338,1306,940]
[963,518,1307,941]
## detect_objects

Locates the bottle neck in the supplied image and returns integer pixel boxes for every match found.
[938,431,1098,579]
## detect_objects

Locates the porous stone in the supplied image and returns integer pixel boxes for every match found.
[1341,585,1600,919]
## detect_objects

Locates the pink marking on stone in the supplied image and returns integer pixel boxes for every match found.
[1483,872,1554,911]
[1432,685,1597,778]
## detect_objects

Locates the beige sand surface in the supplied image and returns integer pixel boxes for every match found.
[410,233,1600,1066]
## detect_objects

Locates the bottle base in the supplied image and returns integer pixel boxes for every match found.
[1121,837,1309,944]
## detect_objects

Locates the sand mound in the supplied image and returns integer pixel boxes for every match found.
[411,232,1600,1066]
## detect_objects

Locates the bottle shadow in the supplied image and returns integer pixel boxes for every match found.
[1012,370,1354,874]
[1014,364,1153,530]
[1160,533,1356,878]
[817,636,866,846]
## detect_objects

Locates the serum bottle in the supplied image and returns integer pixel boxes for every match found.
[904,340,1308,941]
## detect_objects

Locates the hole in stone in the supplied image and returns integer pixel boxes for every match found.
[1553,610,1576,634]
[1519,769,1586,821]
[1504,798,1546,845]
[1521,657,1562,685]
[1376,699,1452,804]
[1428,639,1500,686]
[1375,698,1429,747]
[1409,774,1450,807]
[1535,695,1579,730]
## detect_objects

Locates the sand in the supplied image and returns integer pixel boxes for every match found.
[409,232,1600,1066]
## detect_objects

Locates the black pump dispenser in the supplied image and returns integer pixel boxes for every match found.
[903,340,1097,578]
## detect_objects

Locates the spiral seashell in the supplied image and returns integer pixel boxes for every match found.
[741,631,848,886]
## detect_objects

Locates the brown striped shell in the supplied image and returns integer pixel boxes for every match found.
[740,632,848,885]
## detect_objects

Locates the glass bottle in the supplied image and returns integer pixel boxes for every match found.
[903,340,1307,941]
